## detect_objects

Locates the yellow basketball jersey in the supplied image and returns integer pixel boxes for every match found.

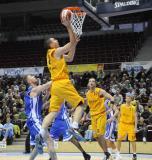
[120,104,136,124]
[47,49,69,81]
[86,87,105,116]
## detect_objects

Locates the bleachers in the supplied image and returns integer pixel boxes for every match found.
[0,15,101,37]
[0,0,40,4]
[109,10,152,25]
[0,40,44,67]
[71,32,144,64]
[0,32,144,68]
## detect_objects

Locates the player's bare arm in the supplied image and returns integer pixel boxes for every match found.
[107,104,119,123]
[99,89,114,101]
[110,105,119,121]
[135,111,138,132]
[64,39,79,62]
[30,81,52,97]
[55,19,78,59]
[42,88,50,102]
[112,104,119,118]
[42,101,50,110]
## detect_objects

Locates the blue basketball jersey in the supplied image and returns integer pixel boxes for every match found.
[50,103,72,141]
[55,103,69,121]
[104,99,116,141]
[104,99,114,119]
[24,86,43,121]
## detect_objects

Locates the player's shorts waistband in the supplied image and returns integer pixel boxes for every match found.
[119,121,135,125]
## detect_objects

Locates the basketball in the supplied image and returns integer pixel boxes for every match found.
[60,9,72,22]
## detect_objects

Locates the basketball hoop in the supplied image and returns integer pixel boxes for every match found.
[61,7,86,38]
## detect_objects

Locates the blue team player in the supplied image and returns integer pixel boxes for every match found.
[50,102,91,160]
[104,99,119,159]
[24,75,57,160]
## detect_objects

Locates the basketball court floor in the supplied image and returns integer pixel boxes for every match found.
[0,152,152,160]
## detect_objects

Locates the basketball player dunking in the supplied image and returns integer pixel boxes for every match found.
[35,12,85,157]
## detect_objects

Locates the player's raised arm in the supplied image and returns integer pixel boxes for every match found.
[55,19,78,60]
[64,38,79,62]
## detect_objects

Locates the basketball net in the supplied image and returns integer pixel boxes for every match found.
[68,7,86,38]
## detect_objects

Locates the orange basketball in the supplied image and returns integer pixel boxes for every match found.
[60,9,72,23]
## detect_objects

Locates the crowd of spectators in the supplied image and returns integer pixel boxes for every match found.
[0,66,152,145]
[0,75,27,144]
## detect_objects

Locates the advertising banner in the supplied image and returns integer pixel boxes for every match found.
[121,61,152,75]
[0,67,44,76]
[68,64,104,73]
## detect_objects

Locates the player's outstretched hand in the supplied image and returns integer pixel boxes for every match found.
[62,18,71,28]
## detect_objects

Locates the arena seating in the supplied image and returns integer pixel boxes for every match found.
[0,0,40,4]
[0,40,44,67]
[1,10,151,37]
[72,32,144,64]
[0,15,101,37]
[110,10,152,25]
[0,32,144,68]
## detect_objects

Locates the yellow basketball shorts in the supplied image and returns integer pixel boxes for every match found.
[91,113,106,138]
[117,122,136,141]
[49,79,84,112]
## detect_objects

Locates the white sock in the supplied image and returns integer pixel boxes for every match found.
[116,151,120,156]
[108,148,112,154]
[71,121,79,129]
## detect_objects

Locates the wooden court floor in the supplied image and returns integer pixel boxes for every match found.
[0,153,152,160]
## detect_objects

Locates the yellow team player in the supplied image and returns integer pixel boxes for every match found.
[117,93,137,160]
[36,17,85,158]
[86,78,115,160]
